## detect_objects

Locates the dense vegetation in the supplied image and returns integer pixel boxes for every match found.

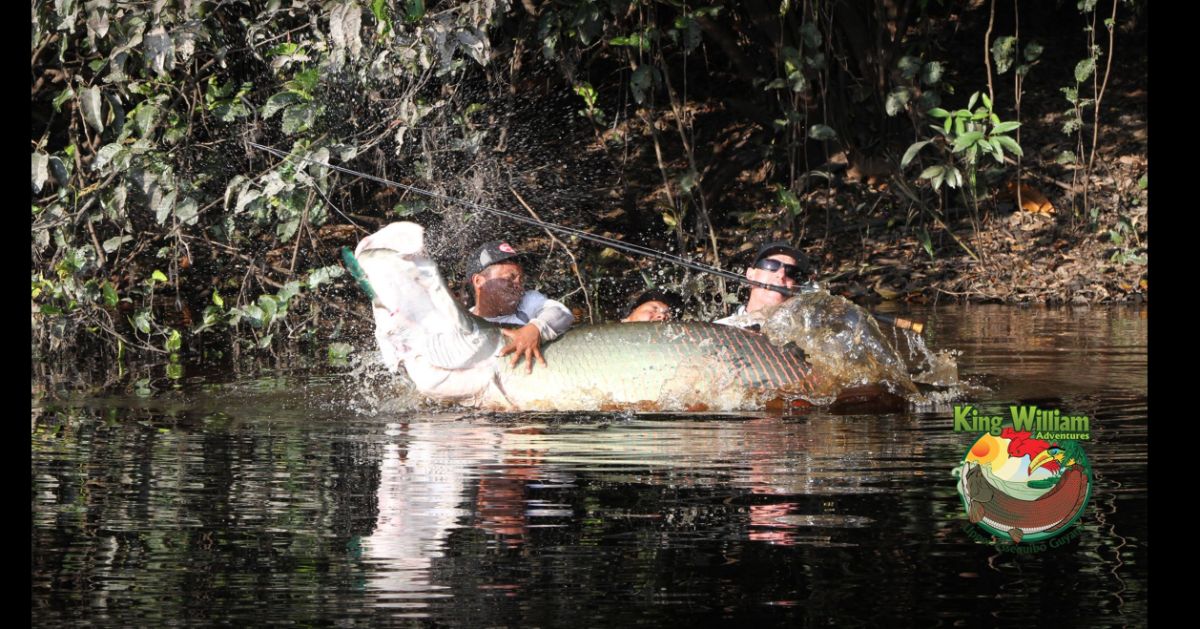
[31,0,1146,370]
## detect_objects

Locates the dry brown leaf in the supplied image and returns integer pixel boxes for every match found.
[1002,181,1055,214]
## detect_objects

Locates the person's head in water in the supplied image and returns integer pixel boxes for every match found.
[467,241,530,317]
[743,241,811,314]
[622,289,682,322]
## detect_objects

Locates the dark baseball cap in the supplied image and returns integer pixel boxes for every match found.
[752,240,812,275]
[465,240,532,277]
[625,289,683,318]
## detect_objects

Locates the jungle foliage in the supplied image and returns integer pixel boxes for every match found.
[31,0,1143,366]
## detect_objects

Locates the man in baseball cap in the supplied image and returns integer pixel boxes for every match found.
[466,240,574,372]
[714,239,813,328]
[621,289,683,322]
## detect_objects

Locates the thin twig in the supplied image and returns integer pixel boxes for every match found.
[509,186,594,323]
[1086,0,1119,190]
[984,0,996,103]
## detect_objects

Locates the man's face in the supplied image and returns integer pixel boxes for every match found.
[746,253,798,307]
[473,261,525,314]
[624,300,672,322]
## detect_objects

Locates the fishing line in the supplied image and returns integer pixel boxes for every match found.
[248,142,923,333]
[248,142,792,293]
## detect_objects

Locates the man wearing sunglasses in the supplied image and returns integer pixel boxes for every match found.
[466,240,575,373]
[714,240,812,329]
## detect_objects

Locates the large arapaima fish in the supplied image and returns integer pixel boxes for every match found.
[355,222,911,412]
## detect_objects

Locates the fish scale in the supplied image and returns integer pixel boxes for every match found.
[493,322,820,410]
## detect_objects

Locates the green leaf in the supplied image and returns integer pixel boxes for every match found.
[155,189,177,225]
[776,186,801,215]
[896,55,921,81]
[885,87,911,116]
[239,304,265,327]
[993,134,1023,157]
[807,124,837,141]
[1074,58,1096,83]
[307,265,345,289]
[918,165,944,180]
[52,86,75,112]
[262,91,303,119]
[151,270,168,283]
[1023,41,1044,63]
[213,290,224,308]
[799,22,822,49]
[1056,150,1078,165]
[80,86,104,134]
[918,228,934,259]
[370,0,393,34]
[901,141,931,168]
[102,282,118,307]
[630,66,652,104]
[662,212,677,228]
[132,310,152,334]
[920,61,944,85]
[277,281,301,305]
[165,329,182,352]
[328,342,354,363]
[257,295,279,322]
[981,92,993,111]
[967,92,980,110]
[1138,174,1147,190]
[102,235,132,252]
[990,36,1017,74]
[166,362,183,380]
[175,196,199,226]
[280,103,317,135]
[403,0,424,23]
[952,131,984,153]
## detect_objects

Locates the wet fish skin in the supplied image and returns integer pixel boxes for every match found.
[490,321,824,411]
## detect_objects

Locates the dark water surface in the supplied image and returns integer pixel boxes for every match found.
[32,305,1147,626]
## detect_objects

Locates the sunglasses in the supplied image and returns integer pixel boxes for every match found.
[754,258,806,280]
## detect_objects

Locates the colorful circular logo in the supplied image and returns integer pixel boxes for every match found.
[954,426,1092,544]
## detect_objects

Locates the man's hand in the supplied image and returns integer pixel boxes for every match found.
[500,323,546,373]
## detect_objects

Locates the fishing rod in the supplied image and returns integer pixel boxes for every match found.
[249,142,923,334]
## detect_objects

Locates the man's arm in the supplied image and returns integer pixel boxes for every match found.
[520,291,574,341]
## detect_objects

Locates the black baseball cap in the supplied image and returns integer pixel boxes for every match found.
[465,240,532,277]
[625,289,683,318]
[752,240,812,275]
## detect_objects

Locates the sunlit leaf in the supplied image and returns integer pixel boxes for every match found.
[990,36,1016,74]
[807,124,837,141]
[32,153,49,193]
[80,86,104,133]
[102,235,132,252]
[1074,57,1096,83]
[921,61,944,85]
[901,140,931,168]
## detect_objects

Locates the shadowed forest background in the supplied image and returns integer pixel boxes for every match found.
[31,0,1147,372]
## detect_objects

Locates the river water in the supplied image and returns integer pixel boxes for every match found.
[31,304,1147,626]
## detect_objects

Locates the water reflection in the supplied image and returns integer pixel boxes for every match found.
[32,305,1147,626]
